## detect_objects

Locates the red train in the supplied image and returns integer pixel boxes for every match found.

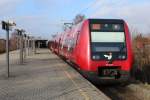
[49,19,134,84]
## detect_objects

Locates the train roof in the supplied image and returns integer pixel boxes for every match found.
[87,18,124,23]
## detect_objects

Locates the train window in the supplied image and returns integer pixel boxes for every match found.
[76,31,80,45]
[91,32,125,43]
[90,23,124,32]
[91,24,101,30]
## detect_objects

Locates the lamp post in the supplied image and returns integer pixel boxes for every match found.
[24,34,27,60]
[1,20,16,78]
[15,29,25,64]
[30,36,36,54]
[27,35,30,56]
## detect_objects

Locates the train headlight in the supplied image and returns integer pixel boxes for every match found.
[92,55,100,60]
[118,55,126,59]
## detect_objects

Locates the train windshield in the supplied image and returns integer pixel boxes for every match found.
[91,31,125,52]
[91,32,125,43]
[90,21,127,60]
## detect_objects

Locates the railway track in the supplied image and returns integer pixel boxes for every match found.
[97,82,150,100]
[99,85,141,100]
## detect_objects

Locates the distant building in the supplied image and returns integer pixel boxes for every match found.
[0,39,6,53]
[35,39,48,48]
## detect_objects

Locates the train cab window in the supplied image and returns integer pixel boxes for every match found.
[91,32,125,43]
[90,20,127,60]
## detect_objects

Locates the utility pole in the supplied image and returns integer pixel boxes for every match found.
[1,20,16,78]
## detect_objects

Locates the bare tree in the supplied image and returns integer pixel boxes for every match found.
[130,26,140,39]
[73,14,85,25]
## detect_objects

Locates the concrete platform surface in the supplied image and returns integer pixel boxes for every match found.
[0,49,110,100]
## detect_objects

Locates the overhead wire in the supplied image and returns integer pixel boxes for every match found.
[77,0,99,14]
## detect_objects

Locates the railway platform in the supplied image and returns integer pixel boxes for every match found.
[0,49,110,100]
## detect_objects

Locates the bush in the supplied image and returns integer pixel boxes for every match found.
[132,34,150,83]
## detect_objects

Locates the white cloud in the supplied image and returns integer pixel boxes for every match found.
[13,15,62,39]
[88,0,150,34]
[1,0,150,39]
[0,0,61,39]
[0,0,22,16]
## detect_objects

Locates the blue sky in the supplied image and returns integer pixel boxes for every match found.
[0,0,150,39]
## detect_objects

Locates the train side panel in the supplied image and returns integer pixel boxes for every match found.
[74,20,91,70]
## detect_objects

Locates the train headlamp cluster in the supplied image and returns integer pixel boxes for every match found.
[118,54,126,59]
[92,54,126,60]
[92,55,100,60]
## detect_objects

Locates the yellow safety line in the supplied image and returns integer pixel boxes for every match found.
[64,70,90,100]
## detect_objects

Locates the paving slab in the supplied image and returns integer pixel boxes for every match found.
[0,49,110,100]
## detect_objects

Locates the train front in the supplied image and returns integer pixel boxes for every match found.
[87,19,133,84]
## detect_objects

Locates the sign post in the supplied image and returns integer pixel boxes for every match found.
[1,21,16,78]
